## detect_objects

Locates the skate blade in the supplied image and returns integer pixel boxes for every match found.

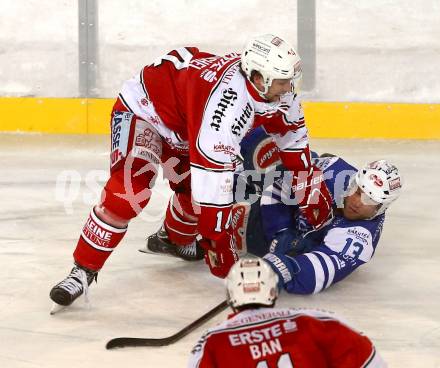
[138,246,152,254]
[50,302,67,315]
[138,246,169,255]
[138,246,177,258]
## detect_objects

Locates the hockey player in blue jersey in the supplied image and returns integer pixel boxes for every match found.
[234,127,403,295]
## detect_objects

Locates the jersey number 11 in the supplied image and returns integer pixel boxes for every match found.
[257,353,294,368]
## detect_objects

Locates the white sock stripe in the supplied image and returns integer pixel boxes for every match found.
[90,210,127,234]
[81,231,114,252]
[171,193,199,222]
[169,200,198,226]
[304,253,325,294]
[165,223,198,237]
[313,251,336,289]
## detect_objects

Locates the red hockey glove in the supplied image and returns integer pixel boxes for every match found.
[199,233,238,278]
[293,166,333,229]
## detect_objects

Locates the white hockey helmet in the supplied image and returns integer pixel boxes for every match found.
[348,160,403,217]
[241,34,302,97]
[226,256,279,309]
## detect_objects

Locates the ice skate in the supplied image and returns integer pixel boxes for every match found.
[49,265,97,313]
[140,226,204,261]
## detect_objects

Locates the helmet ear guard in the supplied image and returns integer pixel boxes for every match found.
[241,34,302,98]
[226,256,279,309]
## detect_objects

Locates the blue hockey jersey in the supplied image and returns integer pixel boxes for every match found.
[261,156,385,294]
[238,128,386,295]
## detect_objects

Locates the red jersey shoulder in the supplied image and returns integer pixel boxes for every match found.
[188,52,241,85]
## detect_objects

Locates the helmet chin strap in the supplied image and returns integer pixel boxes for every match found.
[248,78,270,100]
[365,204,382,220]
[247,75,295,116]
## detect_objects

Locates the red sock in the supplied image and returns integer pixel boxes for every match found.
[73,208,127,271]
[164,194,198,245]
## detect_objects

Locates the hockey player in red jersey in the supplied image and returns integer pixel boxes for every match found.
[188,256,387,368]
[49,34,333,309]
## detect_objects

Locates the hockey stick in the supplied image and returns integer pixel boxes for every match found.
[106,300,228,349]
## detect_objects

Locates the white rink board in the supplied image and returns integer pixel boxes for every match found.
[0,134,439,367]
[1,1,440,102]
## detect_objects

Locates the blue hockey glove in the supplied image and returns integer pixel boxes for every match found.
[269,228,300,255]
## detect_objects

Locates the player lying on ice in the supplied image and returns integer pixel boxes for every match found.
[49,34,333,310]
[188,256,387,367]
[231,128,403,295]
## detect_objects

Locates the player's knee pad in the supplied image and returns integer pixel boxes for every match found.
[102,166,156,221]
[164,193,199,245]
[104,113,163,220]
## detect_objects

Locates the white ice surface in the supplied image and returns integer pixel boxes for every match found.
[0,134,439,367]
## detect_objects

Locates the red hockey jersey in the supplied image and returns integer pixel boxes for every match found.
[188,307,386,368]
[118,47,310,242]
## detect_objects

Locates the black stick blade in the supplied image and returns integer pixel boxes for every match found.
[106,300,228,349]
[106,336,174,349]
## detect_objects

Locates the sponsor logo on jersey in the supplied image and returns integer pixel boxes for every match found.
[110,111,131,168]
[313,156,338,171]
[228,309,299,327]
[189,56,218,70]
[213,142,236,155]
[229,324,283,360]
[347,228,370,244]
[221,63,240,85]
[194,53,240,83]
[228,324,283,346]
[132,147,160,164]
[133,126,161,164]
[282,320,298,333]
[211,88,238,131]
[231,102,253,136]
[135,128,161,154]
[253,138,281,171]
[201,69,217,83]
[191,53,238,71]
[220,177,233,194]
